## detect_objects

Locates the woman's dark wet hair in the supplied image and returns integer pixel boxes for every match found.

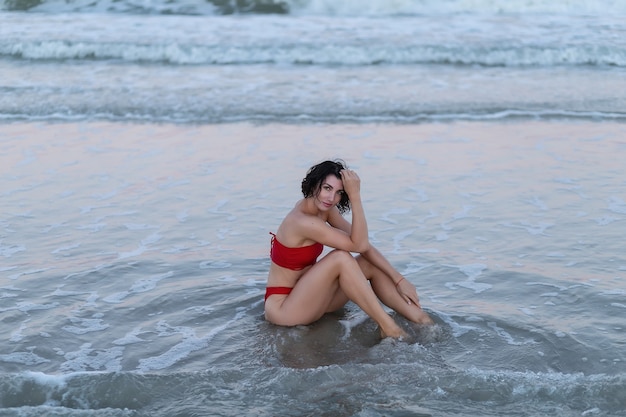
[301,160,351,214]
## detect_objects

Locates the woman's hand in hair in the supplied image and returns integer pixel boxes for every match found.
[340,169,361,199]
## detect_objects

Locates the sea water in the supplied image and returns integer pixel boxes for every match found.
[1,1,626,416]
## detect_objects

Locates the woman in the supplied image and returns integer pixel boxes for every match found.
[264,160,433,339]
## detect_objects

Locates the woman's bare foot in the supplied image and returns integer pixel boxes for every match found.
[414,310,434,325]
[380,324,408,339]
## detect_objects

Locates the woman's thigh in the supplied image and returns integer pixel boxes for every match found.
[267,250,354,326]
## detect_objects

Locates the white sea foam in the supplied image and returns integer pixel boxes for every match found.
[289,0,626,16]
[95,211,140,222]
[140,232,162,246]
[129,272,172,293]
[0,291,18,299]
[446,280,492,294]
[527,281,568,291]
[501,221,554,236]
[158,179,190,189]
[0,266,18,272]
[486,322,530,346]
[75,222,107,232]
[594,215,621,225]
[124,223,159,230]
[102,271,173,304]
[1,301,60,313]
[79,204,111,214]
[381,208,410,225]
[138,311,245,371]
[113,327,147,345]
[117,246,146,259]
[607,196,626,214]
[0,351,50,365]
[435,311,479,337]
[162,244,191,254]
[451,205,473,220]
[599,289,626,296]
[102,291,128,304]
[8,268,54,281]
[62,318,110,335]
[184,305,216,315]
[208,199,229,214]
[338,311,370,339]
[93,189,118,200]
[518,307,536,316]
[525,196,549,211]
[199,260,232,269]
[540,292,560,297]
[444,264,492,294]
[60,343,124,372]
[51,242,81,254]
[10,321,28,342]
[391,229,415,253]
[458,264,488,280]
[176,209,189,222]
[62,266,107,281]
[416,248,439,254]
[418,210,438,224]
[24,371,68,387]
[400,262,432,276]
[3,0,626,15]
[0,242,26,258]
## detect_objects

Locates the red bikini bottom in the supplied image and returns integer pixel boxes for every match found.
[265,286,293,301]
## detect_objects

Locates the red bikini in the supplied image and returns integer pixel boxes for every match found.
[264,286,293,301]
[269,232,323,270]
[265,232,323,301]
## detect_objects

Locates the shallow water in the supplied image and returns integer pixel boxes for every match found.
[2,0,626,414]
[1,121,625,416]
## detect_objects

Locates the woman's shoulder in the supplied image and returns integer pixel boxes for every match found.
[279,202,327,243]
[284,206,324,229]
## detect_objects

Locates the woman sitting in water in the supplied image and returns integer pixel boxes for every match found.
[264,160,433,339]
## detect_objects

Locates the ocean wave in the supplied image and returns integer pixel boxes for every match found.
[4,0,626,15]
[1,368,624,416]
[2,40,626,68]
[2,108,625,124]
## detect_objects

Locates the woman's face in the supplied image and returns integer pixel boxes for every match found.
[315,174,344,211]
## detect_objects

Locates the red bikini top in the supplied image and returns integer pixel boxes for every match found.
[269,232,323,271]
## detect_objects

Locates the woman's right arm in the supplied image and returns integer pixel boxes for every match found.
[298,169,370,253]
[340,169,370,253]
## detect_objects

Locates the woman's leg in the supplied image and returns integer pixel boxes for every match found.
[269,250,406,338]
[356,255,433,325]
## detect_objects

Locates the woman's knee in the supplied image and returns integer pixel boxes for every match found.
[325,249,358,270]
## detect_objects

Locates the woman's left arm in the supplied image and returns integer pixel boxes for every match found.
[360,245,422,307]
[327,209,422,307]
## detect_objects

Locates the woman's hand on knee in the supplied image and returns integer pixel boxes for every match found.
[395,278,422,308]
